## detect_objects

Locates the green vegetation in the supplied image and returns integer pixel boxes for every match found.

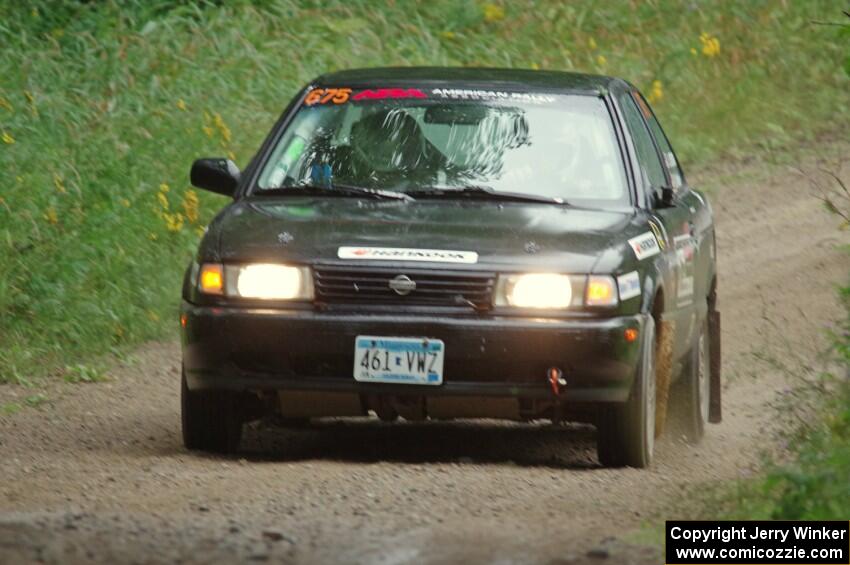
[2,393,49,414]
[63,363,108,384]
[1,0,848,381]
[709,285,850,520]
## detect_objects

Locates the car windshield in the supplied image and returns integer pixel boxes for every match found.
[256,87,629,206]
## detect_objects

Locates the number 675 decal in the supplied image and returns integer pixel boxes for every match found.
[304,88,352,106]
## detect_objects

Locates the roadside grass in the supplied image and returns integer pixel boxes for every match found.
[627,283,849,553]
[2,393,49,415]
[1,0,849,382]
[708,284,850,521]
[707,151,850,521]
[62,363,109,384]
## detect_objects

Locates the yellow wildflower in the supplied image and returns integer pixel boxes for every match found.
[217,123,232,143]
[482,4,505,22]
[157,191,169,210]
[440,30,456,40]
[227,150,237,162]
[31,7,38,17]
[147,310,160,322]
[0,97,11,111]
[202,125,214,138]
[596,54,607,67]
[699,32,720,57]
[159,182,170,193]
[2,131,14,144]
[588,37,597,50]
[176,99,187,111]
[531,63,540,70]
[53,173,66,194]
[164,212,185,233]
[121,198,130,208]
[148,232,159,241]
[196,226,206,237]
[23,90,37,117]
[646,80,663,104]
[182,190,200,224]
[44,207,58,225]
[690,47,698,56]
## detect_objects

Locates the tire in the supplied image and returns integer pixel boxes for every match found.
[596,316,656,468]
[181,369,243,454]
[672,314,710,443]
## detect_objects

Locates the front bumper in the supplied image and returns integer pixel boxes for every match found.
[181,303,648,403]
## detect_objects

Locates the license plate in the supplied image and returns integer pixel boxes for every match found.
[353,336,444,385]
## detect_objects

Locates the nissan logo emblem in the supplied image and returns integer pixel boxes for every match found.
[388,274,416,296]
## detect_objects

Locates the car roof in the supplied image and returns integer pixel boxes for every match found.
[313,66,626,94]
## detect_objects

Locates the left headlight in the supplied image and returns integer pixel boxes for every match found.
[199,263,314,300]
[495,273,619,309]
[495,273,576,309]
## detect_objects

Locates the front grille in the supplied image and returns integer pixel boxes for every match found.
[313,265,495,308]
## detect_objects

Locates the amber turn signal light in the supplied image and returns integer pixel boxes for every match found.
[585,276,618,307]
[199,263,224,295]
[624,328,639,342]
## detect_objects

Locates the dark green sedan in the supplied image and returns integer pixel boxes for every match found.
[180,67,721,468]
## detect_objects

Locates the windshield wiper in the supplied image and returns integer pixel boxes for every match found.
[410,185,566,205]
[258,183,414,201]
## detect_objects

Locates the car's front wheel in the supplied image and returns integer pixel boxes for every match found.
[181,369,243,454]
[596,316,656,468]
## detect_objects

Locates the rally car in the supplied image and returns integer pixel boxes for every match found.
[180,67,721,467]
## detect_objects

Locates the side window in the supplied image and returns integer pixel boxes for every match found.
[634,93,684,189]
[617,92,667,193]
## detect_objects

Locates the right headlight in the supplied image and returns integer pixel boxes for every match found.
[198,263,314,300]
[495,273,618,309]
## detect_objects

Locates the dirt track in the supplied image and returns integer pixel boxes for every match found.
[1,148,848,565]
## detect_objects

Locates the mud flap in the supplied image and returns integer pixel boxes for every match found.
[654,318,675,437]
[708,309,722,423]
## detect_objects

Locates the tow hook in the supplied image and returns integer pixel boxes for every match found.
[547,367,566,396]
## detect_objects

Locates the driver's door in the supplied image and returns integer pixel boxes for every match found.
[635,91,711,324]
[616,89,699,360]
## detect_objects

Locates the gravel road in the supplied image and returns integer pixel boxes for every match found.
[1,149,847,565]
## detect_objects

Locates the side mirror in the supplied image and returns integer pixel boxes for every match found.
[656,185,676,208]
[190,158,240,197]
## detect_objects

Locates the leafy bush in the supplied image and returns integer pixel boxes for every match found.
[1,0,849,381]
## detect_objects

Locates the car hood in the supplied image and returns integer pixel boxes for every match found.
[208,197,641,273]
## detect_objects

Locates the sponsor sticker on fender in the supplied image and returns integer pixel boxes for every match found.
[338,247,478,264]
[627,232,660,260]
[648,219,667,250]
[617,271,641,301]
